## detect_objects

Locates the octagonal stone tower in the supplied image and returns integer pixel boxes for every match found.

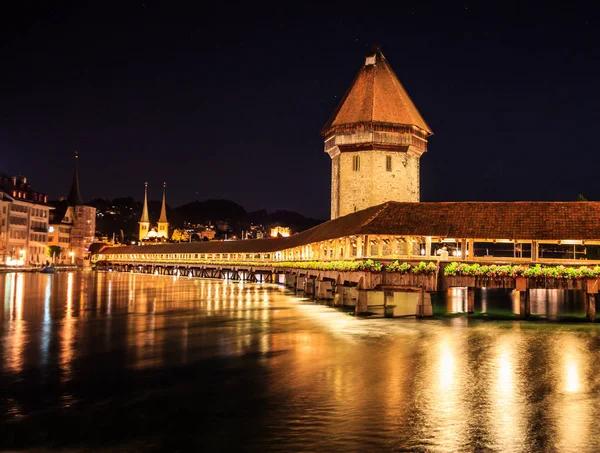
[322,47,433,219]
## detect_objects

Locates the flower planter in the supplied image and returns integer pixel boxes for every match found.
[446,275,476,288]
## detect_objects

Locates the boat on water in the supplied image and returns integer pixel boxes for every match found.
[40,265,56,274]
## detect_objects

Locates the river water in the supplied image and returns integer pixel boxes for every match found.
[1,271,600,452]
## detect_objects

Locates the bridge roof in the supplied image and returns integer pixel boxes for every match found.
[322,47,432,136]
[98,201,600,257]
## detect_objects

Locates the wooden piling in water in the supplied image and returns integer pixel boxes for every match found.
[586,294,596,322]
[519,290,530,320]
[467,287,475,314]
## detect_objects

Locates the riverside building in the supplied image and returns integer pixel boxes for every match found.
[0,174,51,265]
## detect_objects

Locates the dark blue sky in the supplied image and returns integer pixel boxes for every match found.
[1,2,599,219]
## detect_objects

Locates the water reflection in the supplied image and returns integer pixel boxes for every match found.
[553,335,593,452]
[1,272,600,452]
[60,272,76,382]
[438,287,588,319]
[5,273,25,373]
[490,333,525,452]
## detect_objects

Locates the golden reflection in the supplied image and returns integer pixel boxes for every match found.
[95,271,104,315]
[4,273,15,315]
[511,289,520,315]
[497,349,513,393]
[438,340,455,391]
[553,334,591,452]
[447,287,465,313]
[126,273,165,370]
[490,334,524,452]
[60,273,76,381]
[565,358,580,393]
[6,273,25,373]
[421,331,468,451]
[41,275,52,365]
[107,279,113,314]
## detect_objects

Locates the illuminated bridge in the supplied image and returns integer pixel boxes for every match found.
[93,201,600,321]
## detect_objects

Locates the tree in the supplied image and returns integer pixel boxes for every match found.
[576,193,588,201]
[180,230,190,242]
[47,245,62,262]
[171,229,183,242]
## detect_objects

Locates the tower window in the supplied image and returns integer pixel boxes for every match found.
[386,155,392,172]
[353,155,360,171]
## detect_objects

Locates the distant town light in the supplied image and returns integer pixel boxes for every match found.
[270,226,291,238]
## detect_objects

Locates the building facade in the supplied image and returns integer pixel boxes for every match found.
[0,174,52,265]
[322,47,433,219]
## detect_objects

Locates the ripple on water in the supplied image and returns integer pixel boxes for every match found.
[1,272,600,452]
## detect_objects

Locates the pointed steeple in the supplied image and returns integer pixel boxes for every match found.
[158,182,168,223]
[322,46,432,136]
[66,151,83,206]
[140,182,150,223]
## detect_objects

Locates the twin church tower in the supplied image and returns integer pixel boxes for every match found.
[138,182,169,241]
[323,46,432,219]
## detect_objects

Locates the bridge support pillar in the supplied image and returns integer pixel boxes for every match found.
[333,285,342,306]
[305,277,316,298]
[333,277,344,306]
[519,290,530,319]
[356,290,368,315]
[467,287,475,314]
[316,280,334,300]
[586,293,596,322]
[416,289,433,318]
[284,273,296,288]
[295,275,306,293]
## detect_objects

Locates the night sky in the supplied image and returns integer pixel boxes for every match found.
[1,3,599,219]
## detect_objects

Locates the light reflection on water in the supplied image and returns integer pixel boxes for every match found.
[1,271,600,452]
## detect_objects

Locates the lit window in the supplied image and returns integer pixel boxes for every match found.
[386,155,392,172]
[353,155,360,171]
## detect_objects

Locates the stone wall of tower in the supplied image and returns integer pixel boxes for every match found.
[157,222,168,239]
[139,222,149,241]
[330,154,340,219]
[335,148,421,218]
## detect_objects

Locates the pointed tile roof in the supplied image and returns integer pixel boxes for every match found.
[322,47,432,135]
[66,151,83,206]
[140,182,150,223]
[158,182,168,223]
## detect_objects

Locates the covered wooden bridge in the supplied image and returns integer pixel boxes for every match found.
[95,201,600,265]
[93,201,600,320]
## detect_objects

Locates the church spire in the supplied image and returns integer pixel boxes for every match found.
[157,181,169,239]
[66,150,83,206]
[140,182,150,223]
[158,182,168,223]
[138,182,150,241]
